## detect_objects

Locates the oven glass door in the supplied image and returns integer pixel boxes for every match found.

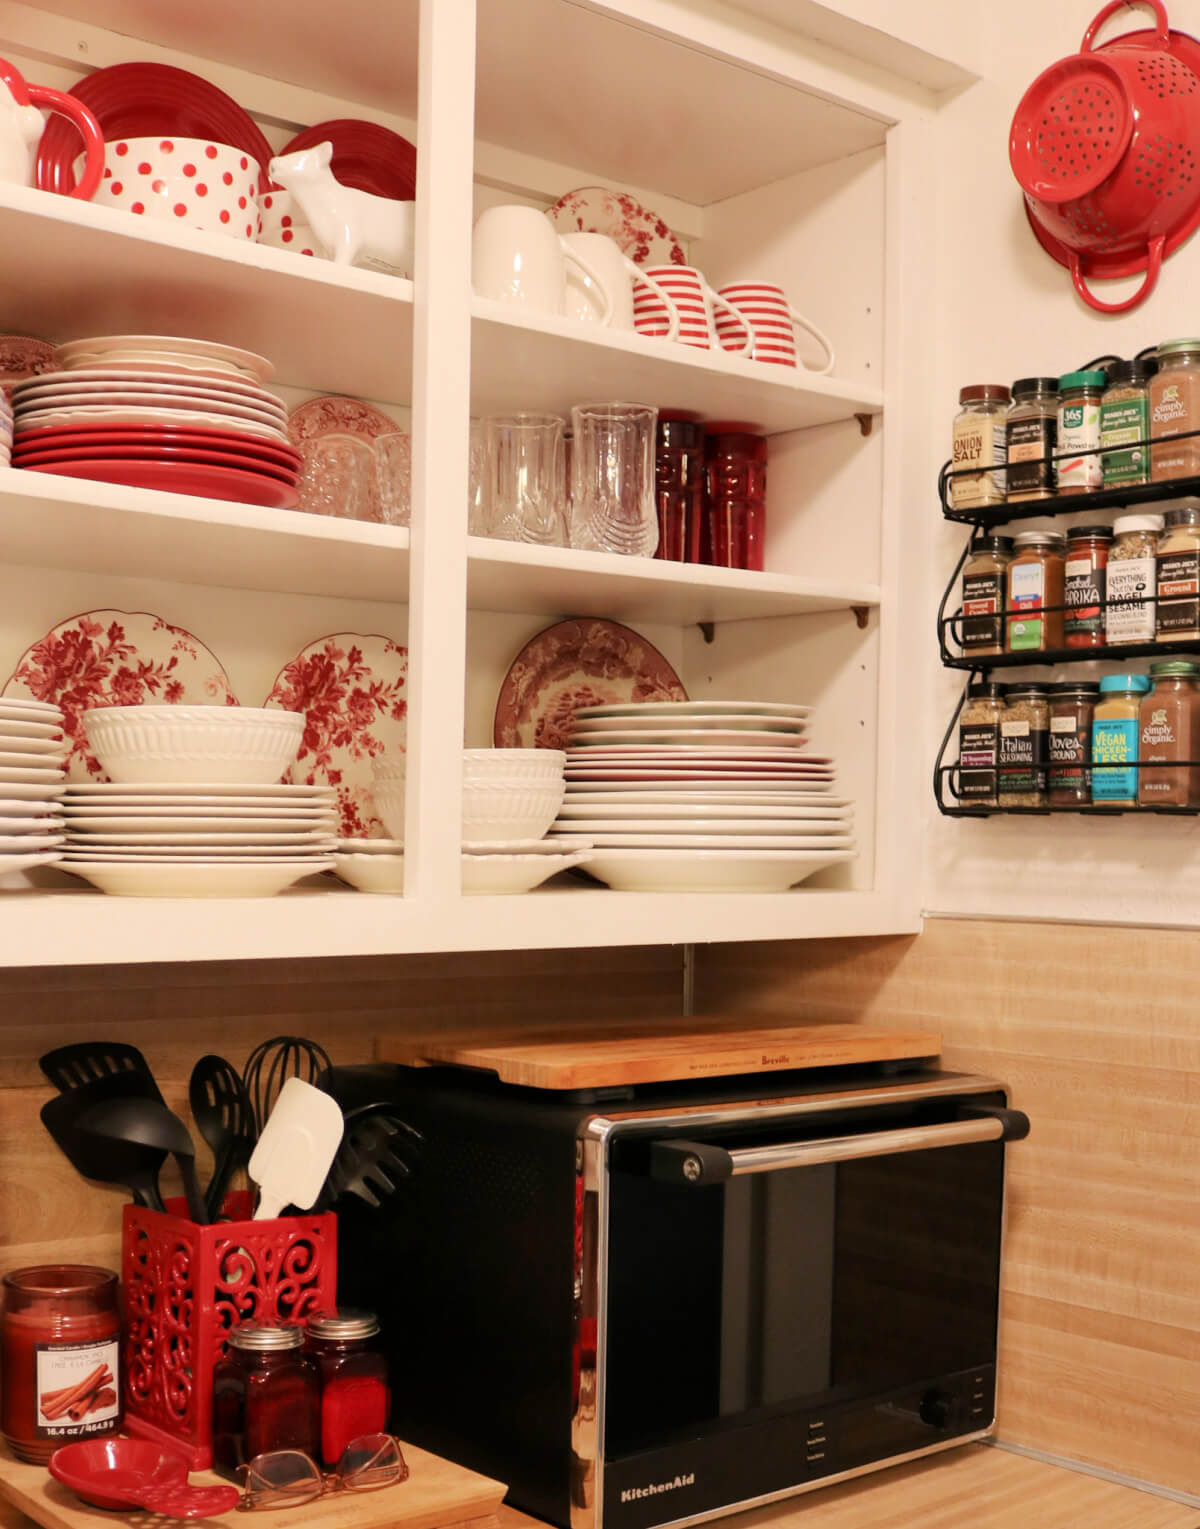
[603,1113,1005,1463]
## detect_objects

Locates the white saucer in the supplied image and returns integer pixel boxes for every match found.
[579,848,857,893]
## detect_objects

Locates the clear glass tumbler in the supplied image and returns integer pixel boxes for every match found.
[298,434,373,520]
[485,413,567,546]
[467,421,489,536]
[569,402,659,557]
[374,432,411,527]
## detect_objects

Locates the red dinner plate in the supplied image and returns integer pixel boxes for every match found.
[21,459,299,508]
[273,119,416,199]
[36,63,274,195]
[9,426,300,466]
[13,444,297,483]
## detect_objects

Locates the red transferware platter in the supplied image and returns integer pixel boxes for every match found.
[273,119,417,199]
[36,63,274,195]
[6,425,300,464]
[20,459,300,507]
[13,445,298,483]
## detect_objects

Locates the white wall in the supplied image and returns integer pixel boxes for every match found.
[925,0,1200,925]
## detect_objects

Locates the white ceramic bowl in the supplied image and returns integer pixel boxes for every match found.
[372,780,406,841]
[461,779,564,842]
[371,757,407,783]
[463,748,565,782]
[83,706,304,785]
[78,137,262,241]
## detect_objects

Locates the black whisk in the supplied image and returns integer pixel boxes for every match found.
[242,1035,333,1135]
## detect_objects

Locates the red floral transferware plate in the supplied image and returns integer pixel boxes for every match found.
[264,633,408,838]
[0,335,57,401]
[3,609,236,780]
[288,395,405,521]
[546,186,686,267]
[493,619,687,751]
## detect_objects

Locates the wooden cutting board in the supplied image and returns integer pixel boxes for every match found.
[0,1440,506,1529]
[378,1018,941,1091]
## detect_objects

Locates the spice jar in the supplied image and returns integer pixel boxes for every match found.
[703,430,766,570]
[998,683,1050,808]
[1006,377,1057,502]
[1100,359,1153,488]
[1156,501,1200,641]
[960,534,1013,656]
[1056,369,1106,494]
[951,384,1009,510]
[1048,683,1100,807]
[957,682,1005,806]
[1151,338,1200,482]
[0,1266,120,1463]
[1106,513,1163,645]
[1006,530,1066,652]
[654,419,704,563]
[1138,661,1200,807]
[306,1309,389,1468]
[1092,673,1151,806]
[212,1323,320,1477]
[1063,524,1111,649]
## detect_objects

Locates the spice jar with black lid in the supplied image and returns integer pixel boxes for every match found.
[1063,524,1112,649]
[1006,378,1057,502]
[1156,501,1200,640]
[951,384,1010,510]
[1101,359,1154,489]
[957,682,1006,806]
[999,683,1050,808]
[1048,683,1100,806]
[960,534,1014,656]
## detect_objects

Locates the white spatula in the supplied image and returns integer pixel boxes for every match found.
[249,1076,344,1220]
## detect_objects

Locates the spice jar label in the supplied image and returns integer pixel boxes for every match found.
[1157,548,1200,635]
[998,718,1047,795]
[34,1338,119,1441]
[1049,715,1090,798]
[1092,718,1139,800]
[962,571,1004,650]
[952,418,1005,508]
[1064,556,1105,639]
[1007,416,1054,499]
[958,721,1000,799]
[1009,561,1048,649]
[1100,397,1150,486]
[1106,556,1157,643]
[1058,401,1102,491]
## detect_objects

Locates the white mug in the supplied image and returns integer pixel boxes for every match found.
[472,205,613,321]
[561,232,679,340]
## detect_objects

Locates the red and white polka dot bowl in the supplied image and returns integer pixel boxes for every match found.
[76,137,263,241]
[256,188,322,259]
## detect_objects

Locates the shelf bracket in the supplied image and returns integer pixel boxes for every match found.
[851,605,871,631]
[853,413,874,438]
[697,621,716,644]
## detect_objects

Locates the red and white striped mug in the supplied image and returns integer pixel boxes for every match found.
[714,282,835,374]
[633,265,755,356]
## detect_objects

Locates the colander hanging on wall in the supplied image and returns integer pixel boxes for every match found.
[1010,0,1200,314]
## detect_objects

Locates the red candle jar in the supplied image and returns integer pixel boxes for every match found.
[703,430,768,570]
[306,1310,389,1467]
[0,1265,121,1463]
[212,1323,319,1478]
[654,419,705,563]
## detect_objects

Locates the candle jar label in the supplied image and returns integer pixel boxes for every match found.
[34,1336,119,1440]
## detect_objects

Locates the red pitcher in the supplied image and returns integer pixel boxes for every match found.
[0,57,103,200]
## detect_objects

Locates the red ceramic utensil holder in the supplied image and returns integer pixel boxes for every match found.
[121,1192,336,1468]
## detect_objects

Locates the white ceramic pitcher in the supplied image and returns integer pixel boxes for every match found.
[561,231,680,340]
[472,205,614,322]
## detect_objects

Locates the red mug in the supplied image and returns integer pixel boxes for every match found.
[0,57,104,200]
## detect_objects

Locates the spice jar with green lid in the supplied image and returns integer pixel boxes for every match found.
[1151,339,1200,482]
[1101,358,1154,488]
[1092,674,1151,805]
[960,534,1014,656]
[1056,370,1107,494]
[957,682,1006,805]
[1156,500,1200,640]
[1048,682,1100,806]
[1138,660,1200,806]
[951,384,1010,510]
[998,683,1050,807]
[1006,377,1057,502]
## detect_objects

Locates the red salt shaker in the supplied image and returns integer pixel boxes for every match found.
[0,1265,121,1463]
[212,1323,320,1477]
[704,430,768,570]
[306,1309,389,1467]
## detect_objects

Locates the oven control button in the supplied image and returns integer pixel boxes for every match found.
[919,1389,953,1429]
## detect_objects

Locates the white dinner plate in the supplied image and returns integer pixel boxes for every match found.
[0,734,69,756]
[63,782,335,800]
[565,770,835,782]
[0,765,66,782]
[0,816,63,832]
[557,800,853,819]
[0,832,64,851]
[55,334,274,381]
[60,845,336,860]
[579,848,857,893]
[0,850,63,874]
[0,717,65,739]
[573,700,813,719]
[569,714,808,736]
[16,387,287,426]
[15,407,288,441]
[16,378,287,415]
[461,836,592,855]
[563,745,817,760]
[553,817,852,835]
[578,832,856,850]
[16,367,286,405]
[57,860,332,897]
[566,730,810,748]
[0,698,64,718]
[562,785,850,802]
[64,830,337,847]
[0,799,67,817]
[0,781,66,800]
[63,814,335,834]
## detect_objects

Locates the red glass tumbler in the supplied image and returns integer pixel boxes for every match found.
[654,419,705,562]
[704,430,767,570]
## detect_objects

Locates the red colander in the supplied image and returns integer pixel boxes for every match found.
[1010,0,1200,313]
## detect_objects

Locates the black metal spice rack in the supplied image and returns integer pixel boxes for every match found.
[935,431,1200,818]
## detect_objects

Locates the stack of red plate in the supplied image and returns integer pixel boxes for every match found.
[9,335,300,508]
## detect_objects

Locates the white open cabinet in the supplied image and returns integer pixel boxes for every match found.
[0,0,949,964]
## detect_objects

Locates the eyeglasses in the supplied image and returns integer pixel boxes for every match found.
[238,1433,408,1512]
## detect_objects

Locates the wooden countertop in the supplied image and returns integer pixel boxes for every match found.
[0,1445,1194,1529]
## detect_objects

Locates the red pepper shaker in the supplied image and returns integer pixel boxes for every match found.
[704,430,768,570]
[306,1310,389,1467]
[212,1323,320,1477]
[654,419,705,562]
[0,1265,121,1463]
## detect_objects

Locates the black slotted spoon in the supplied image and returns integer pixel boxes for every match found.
[189,1055,256,1221]
[320,1105,423,1210]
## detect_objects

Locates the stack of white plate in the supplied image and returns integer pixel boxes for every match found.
[558,700,857,893]
[0,697,68,875]
[58,783,337,898]
[0,388,12,465]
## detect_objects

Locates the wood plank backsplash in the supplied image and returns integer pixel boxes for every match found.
[696,918,1200,1498]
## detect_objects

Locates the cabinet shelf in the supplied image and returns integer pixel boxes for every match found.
[939,639,1200,671]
